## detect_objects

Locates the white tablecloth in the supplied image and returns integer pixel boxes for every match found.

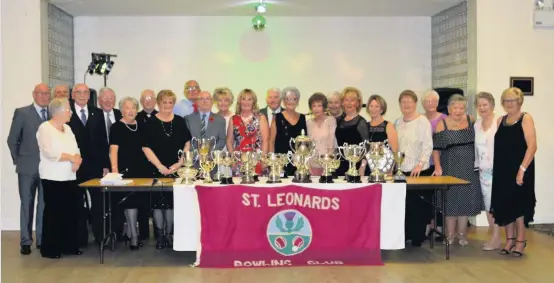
[173,177,406,252]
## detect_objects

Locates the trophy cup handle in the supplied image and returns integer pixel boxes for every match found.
[338,145,347,160]
[233,151,241,162]
[177,149,184,161]
[286,151,293,164]
[289,138,295,153]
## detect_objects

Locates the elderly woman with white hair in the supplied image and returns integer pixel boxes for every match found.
[327,91,344,119]
[270,86,307,177]
[37,98,82,259]
[432,94,482,246]
[109,97,150,251]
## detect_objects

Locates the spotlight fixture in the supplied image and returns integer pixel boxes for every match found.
[84,52,117,86]
[255,1,267,13]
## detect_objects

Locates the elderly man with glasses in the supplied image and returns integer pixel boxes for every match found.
[174,80,201,117]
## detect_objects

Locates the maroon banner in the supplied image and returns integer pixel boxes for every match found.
[195,184,383,268]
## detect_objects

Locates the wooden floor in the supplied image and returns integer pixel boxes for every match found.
[2,227,554,283]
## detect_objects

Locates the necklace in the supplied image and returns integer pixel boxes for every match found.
[124,122,138,132]
[161,120,173,137]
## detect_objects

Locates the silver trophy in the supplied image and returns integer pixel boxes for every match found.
[288,130,316,183]
[365,141,395,183]
[338,142,366,183]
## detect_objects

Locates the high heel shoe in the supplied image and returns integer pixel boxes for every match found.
[500,237,516,255]
[129,237,140,251]
[443,233,455,245]
[458,233,469,246]
[124,235,144,248]
[511,240,527,257]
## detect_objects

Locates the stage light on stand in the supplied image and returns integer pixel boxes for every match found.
[84,52,117,87]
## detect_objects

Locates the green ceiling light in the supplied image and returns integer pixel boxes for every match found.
[252,15,267,31]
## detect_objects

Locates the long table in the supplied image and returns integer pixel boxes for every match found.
[79,176,469,264]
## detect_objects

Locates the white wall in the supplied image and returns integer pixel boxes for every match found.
[74,16,432,118]
[471,0,554,224]
[1,0,45,230]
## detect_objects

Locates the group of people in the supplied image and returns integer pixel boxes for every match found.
[7,79,536,259]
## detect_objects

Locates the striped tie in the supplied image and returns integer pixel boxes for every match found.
[200,114,206,138]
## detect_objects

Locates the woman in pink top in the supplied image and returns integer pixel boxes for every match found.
[306,93,337,176]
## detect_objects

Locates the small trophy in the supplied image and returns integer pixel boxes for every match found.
[176,150,198,185]
[234,151,261,184]
[289,130,315,183]
[262,153,288,183]
[393,152,406,183]
[338,142,366,183]
[316,151,340,183]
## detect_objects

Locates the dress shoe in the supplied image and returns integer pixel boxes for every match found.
[42,254,61,259]
[36,245,41,249]
[20,245,31,255]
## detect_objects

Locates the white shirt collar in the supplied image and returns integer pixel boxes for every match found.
[74,103,87,114]
[269,107,281,114]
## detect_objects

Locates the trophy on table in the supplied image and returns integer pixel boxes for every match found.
[288,130,316,183]
[365,142,395,183]
[234,150,262,184]
[315,149,341,183]
[176,150,199,185]
[262,153,289,183]
[393,152,407,183]
[213,150,235,184]
[338,142,366,183]
[191,137,216,183]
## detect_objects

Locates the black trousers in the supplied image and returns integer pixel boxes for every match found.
[403,168,434,245]
[40,180,79,257]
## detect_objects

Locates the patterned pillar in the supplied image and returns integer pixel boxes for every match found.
[48,4,74,88]
[431,1,468,95]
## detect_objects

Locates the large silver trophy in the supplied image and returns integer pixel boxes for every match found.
[234,150,262,184]
[338,142,366,183]
[176,150,199,185]
[191,137,216,183]
[213,150,235,184]
[262,153,289,183]
[288,130,316,183]
[365,141,395,183]
[315,148,341,183]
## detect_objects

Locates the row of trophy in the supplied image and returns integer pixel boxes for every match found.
[176,133,407,185]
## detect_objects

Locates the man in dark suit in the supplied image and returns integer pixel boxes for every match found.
[259,88,284,128]
[135,89,157,240]
[68,83,110,246]
[136,89,158,127]
[7,83,51,255]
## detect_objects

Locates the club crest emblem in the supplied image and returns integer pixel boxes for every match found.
[267,209,312,256]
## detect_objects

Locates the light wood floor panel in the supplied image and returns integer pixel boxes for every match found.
[3,228,554,283]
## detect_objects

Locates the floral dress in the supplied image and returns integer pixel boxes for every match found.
[232,114,263,175]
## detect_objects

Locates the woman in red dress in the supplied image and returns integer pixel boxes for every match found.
[226,89,269,175]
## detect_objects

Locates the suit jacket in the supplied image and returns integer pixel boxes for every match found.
[7,104,46,175]
[259,106,284,118]
[185,112,226,151]
[104,108,122,141]
[68,103,110,181]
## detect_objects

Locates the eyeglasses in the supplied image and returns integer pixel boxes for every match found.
[186,86,200,91]
[73,91,90,95]
[503,99,519,104]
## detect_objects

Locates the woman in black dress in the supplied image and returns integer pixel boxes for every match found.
[109,97,150,250]
[361,94,398,176]
[335,87,369,181]
[269,87,307,177]
[491,88,537,257]
[142,90,192,249]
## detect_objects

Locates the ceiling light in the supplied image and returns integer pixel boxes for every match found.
[255,2,267,13]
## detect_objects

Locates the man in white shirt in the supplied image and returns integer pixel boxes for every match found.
[68,83,110,246]
[98,87,122,141]
[259,88,283,126]
[7,83,51,255]
[174,80,201,117]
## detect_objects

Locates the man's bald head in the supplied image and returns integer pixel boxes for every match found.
[33,83,51,107]
[140,89,156,112]
[72,83,90,107]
